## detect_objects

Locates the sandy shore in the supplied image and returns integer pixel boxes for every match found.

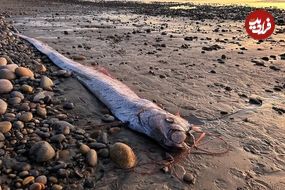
[0,0,285,189]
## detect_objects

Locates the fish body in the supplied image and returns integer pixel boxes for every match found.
[17,33,191,150]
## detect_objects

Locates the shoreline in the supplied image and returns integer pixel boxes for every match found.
[1,0,285,189]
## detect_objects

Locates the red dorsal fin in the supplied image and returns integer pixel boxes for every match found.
[97,66,113,78]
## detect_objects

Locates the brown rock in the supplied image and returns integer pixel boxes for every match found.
[0,57,7,66]
[110,142,136,169]
[29,141,55,162]
[19,112,33,122]
[40,76,53,90]
[86,149,98,167]
[21,84,33,94]
[0,69,16,80]
[0,99,7,115]
[15,67,34,78]
[0,121,12,133]
[0,79,13,94]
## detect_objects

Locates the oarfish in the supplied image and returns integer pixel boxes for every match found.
[17,33,192,150]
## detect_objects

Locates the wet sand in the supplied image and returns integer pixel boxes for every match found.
[1,0,285,189]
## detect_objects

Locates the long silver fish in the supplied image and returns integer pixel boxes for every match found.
[17,33,192,150]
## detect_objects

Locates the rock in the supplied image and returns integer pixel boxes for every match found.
[110,142,136,169]
[0,57,7,66]
[11,91,24,100]
[19,112,33,122]
[0,69,16,80]
[40,76,53,90]
[15,67,34,78]
[98,148,109,158]
[249,97,262,105]
[36,106,47,118]
[101,114,115,122]
[35,64,47,73]
[183,173,195,184]
[0,99,7,115]
[79,144,90,154]
[29,141,55,162]
[33,91,54,102]
[22,176,35,186]
[63,102,74,110]
[86,149,98,167]
[51,121,74,135]
[29,183,42,190]
[50,134,65,143]
[0,132,5,141]
[2,64,18,72]
[0,121,12,133]
[21,84,33,94]
[0,79,13,94]
[13,121,24,129]
[52,184,63,190]
[35,175,47,184]
[8,97,22,105]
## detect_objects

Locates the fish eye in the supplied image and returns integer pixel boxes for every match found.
[165,117,174,123]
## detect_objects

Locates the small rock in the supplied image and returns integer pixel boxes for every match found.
[52,184,63,190]
[79,144,90,154]
[19,112,33,122]
[8,97,22,105]
[50,134,65,143]
[35,175,47,184]
[35,64,47,73]
[15,67,34,78]
[249,97,262,105]
[11,91,25,100]
[86,149,98,167]
[51,121,73,135]
[0,69,16,80]
[101,114,115,122]
[183,173,195,184]
[29,141,55,162]
[110,142,136,169]
[0,121,12,133]
[0,132,5,141]
[36,106,47,118]
[0,79,13,94]
[29,183,42,190]
[98,148,109,158]
[0,99,7,115]
[0,57,7,66]
[23,176,35,186]
[40,76,53,91]
[3,64,18,72]
[21,84,33,94]
[63,102,74,110]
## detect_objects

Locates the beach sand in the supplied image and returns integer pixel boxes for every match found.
[0,0,285,189]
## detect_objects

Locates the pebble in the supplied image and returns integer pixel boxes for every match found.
[36,106,47,118]
[35,64,47,73]
[15,67,34,78]
[29,183,42,190]
[19,112,33,122]
[8,97,21,105]
[249,97,262,105]
[110,142,136,169]
[3,64,18,72]
[79,144,90,154]
[0,132,5,141]
[21,84,33,94]
[86,149,98,167]
[0,99,7,115]
[23,176,35,186]
[29,141,55,162]
[35,175,47,184]
[0,57,7,66]
[63,102,74,110]
[183,173,196,184]
[11,91,25,100]
[40,76,54,90]
[52,184,63,190]
[0,69,16,80]
[50,134,65,143]
[0,121,12,133]
[13,120,24,129]
[0,79,13,94]
[101,114,115,122]
[51,121,73,135]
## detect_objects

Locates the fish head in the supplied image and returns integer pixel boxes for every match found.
[146,110,191,150]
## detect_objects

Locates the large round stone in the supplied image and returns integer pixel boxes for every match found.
[110,142,136,169]
[0,121,12,133]
[0,79,13,94]
[40,76,53,90]
[0,99,7,115]
[0,69,16,80]
[29,141,55,162]
[86,149,98,167]
[15,67,34,78]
